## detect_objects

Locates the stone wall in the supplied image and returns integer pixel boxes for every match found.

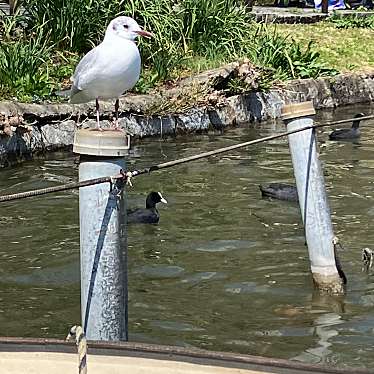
[1,69,374,167]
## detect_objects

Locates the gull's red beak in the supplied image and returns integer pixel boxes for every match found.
[135,30,153,38]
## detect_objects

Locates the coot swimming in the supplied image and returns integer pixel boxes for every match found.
[329,113,365,140]
[259,183,298,202]
[127,191,167,224]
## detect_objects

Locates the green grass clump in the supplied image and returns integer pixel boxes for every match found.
[0,22,53,101]
[329,13,374,29]
[23,0,124,52]
[248,25,337,80]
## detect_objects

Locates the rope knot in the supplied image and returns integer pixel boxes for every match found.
[120,169,141,187]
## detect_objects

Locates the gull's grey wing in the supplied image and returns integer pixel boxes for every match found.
[69,45,102,103]
[71,45,101,90]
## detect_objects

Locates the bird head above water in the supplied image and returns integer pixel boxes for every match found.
[127,191,167,224]
[352,112,365,129]
[106,16,153,42]
[146,191,167,209]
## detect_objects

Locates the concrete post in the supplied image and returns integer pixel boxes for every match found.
[281,102,344,294]
[73,129,130,340]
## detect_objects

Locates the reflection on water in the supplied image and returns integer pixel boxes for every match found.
[1,104,374,369]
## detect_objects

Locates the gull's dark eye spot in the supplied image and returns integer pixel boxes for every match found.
[123,24,129,29]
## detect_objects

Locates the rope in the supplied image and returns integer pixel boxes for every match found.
[320,114,374,126]
[0,114,371,203]
[0,176,119,202]
[66,325,88,374]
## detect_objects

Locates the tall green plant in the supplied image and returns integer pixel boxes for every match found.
[0,22,55,101]
[248,25,337,80]
[23,0,126,52]
[178,0,254,57]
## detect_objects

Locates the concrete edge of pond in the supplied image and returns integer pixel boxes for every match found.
[0,337,372,374]
[1,68,374,167]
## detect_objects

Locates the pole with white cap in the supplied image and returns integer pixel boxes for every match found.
[281,101,345,294]
[73,128,130,340]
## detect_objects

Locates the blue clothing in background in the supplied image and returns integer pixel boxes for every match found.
[314,0,345,9]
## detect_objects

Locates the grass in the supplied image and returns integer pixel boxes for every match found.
[24,0,125,52]
[329,13,374,29]
[273,22,374,72]
[0,25,54,102]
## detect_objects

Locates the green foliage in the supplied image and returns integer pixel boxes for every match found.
[23,0,125,52]
[0,14,79,102]
[248,25,338,80]
[177,0,254,57]
[328,14,374,29]
[0,24,54,101]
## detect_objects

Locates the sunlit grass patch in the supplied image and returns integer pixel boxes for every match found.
[273,22,374,72]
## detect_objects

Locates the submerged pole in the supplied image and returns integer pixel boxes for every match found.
[281,102,344,294]
[73,129,130,340]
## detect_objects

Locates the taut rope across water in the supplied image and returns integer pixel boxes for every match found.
[0,114,373,203]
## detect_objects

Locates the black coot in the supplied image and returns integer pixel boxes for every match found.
[259,183,298,202]
[329,113,365,140]
[127,191,167,224]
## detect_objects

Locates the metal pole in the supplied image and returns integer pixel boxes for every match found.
[281,102,344,294]
[74,129,130,340]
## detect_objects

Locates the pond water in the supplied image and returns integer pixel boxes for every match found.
[1,104,374,370]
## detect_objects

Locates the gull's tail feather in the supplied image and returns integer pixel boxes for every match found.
[54,85,89,104]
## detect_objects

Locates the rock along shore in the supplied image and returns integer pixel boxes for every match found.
[1,65,374,167]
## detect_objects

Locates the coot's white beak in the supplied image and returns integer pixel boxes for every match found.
[158,192,167,204]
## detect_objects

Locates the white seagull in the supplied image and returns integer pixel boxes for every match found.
[69,16,152,129]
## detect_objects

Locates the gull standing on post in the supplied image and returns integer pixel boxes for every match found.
[69,16,152,129]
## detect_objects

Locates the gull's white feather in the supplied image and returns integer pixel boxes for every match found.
[69,16,143,104]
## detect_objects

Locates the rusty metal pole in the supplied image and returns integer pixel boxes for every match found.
[281,102,344,294]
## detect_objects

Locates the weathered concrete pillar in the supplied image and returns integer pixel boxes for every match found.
[281,102,344,294]
[73,129,130,340]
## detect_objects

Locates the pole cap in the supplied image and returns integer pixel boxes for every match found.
[281,101,316,121]
[73,128,130,157]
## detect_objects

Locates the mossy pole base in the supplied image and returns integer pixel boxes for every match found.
[281,102,344,295]
[73,128,130,341]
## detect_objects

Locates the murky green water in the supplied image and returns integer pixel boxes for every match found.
[1,104,374,369]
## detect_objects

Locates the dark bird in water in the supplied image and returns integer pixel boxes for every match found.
[362,247,374,273]
[259,183,298,202]
[329,113,365,140]
[127,191,167,224]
